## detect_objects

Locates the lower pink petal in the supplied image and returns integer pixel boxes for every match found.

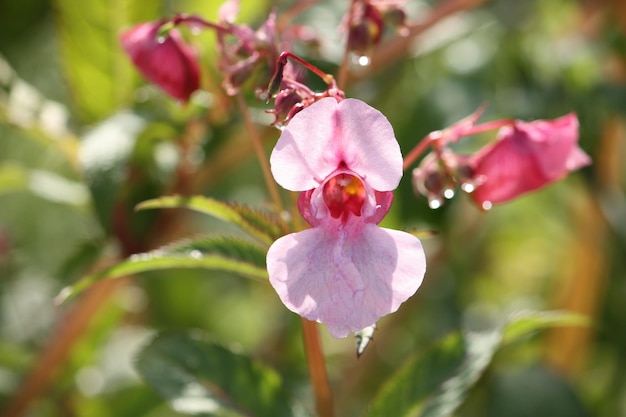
[266,223,425,338]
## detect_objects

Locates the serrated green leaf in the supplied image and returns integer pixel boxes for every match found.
[56,235,269,304]
[137,195,285,246]
[364,310,589,417]
[136,330,293,417]
[164,235,268,268]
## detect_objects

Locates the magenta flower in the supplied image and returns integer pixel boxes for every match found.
[470,113,590,208]
[266,98,426,338]
[121,21,200,103]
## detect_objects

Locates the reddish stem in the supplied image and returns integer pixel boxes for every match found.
[337,0,359,90]
[278,51,336,86]
[171,13,230,33]
[301,318,334,417]
[403,131,441,171]
[402,119,515,171]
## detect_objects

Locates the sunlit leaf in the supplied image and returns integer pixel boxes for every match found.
[56,235,269,304]
[54,0,161,121]
[0,164,90,206]
[502,310,590,345]
[364,310,589,417]
[137,195,285,246]
[136,330,293,417]
[79,111,146,231]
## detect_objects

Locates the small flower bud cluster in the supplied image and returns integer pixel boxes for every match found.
[120,0,319,107]
[412,148,479,209]
[265,52,345,127]
[346,0,408,60]
[410,110,590,210]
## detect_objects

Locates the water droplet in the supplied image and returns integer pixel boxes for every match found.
[157,36,166,44]
[280,210,292,222]
[461,182,475,193]
[222,82,239,96]
[428,198,442,209]
[189,250,202,259]
[481,201,492,211]
[357,55,370,66]
[443,188,455,199]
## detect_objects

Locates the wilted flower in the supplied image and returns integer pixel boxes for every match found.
[345,0,409,59]
[266,97,426,338]
[469,113,591,209]
[120,20,200,102]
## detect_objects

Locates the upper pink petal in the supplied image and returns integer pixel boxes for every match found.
[266,220,425,338]
[337,99,403,190]
[270,98,402,191]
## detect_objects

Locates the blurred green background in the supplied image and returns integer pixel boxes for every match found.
[0,0,625,416]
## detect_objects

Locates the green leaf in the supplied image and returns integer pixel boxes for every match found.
[56,235,269,304]
[54,0,161,121]
[501,310,590,345]
[136,330,293,417]
[137,195,285,246]
[364,310,588,417]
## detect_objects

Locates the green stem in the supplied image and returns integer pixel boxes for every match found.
[235,93,284,212]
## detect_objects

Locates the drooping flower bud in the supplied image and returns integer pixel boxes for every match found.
[121,20,200,103]
[468,113,590,209]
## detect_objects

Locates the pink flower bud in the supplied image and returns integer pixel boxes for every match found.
[469,113,590,208]
[121,21,200,103]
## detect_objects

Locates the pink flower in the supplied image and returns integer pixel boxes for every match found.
[266,98,426,338]
[470,113,590,208]
[121,21,200,103]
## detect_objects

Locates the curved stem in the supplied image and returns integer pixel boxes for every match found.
[301,318,334,417]
[402,131,438,171]
[235,93,284,212]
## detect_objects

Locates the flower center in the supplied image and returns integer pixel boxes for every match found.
[322,173,366,220]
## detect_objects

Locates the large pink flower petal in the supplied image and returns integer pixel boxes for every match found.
[270,98,402,191]
[266,221,425,338]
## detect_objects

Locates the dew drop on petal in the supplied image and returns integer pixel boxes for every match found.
[443,188,455,199]
[481,201,493,211]
[157,36,166,44]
